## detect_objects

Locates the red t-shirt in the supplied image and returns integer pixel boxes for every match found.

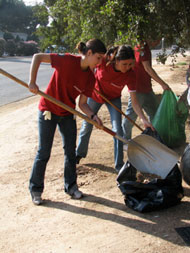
[91,58,136,103]
[39,53,95,116]
[134,43,152,93]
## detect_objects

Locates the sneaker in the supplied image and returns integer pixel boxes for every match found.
[76,155,82,164]
[31,192,43,205]
[71,189,83,199]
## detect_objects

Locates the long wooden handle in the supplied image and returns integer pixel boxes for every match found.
[0,68,128,143]
[94,88,143,131]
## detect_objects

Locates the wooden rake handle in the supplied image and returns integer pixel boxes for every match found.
[94,88,143,131]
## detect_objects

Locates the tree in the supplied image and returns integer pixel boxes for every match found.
[16,41,39,56]
[5,40,17,56]
[0,0,40,40]
[3,32,14,41]
[33,0,190,52]
[0,38,5,56]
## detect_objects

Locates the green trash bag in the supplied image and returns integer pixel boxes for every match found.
[152,90,189,148]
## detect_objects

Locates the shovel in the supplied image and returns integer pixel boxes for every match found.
[0,68,179,178]
[93,88,181,178]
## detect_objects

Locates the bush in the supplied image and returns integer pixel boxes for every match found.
[16,41,39,56]
[3,32,14,41]
[0,38,5,57]
[5,40,17,56]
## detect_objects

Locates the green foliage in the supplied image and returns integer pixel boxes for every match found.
[15,35,21,43]
[156,50,168,65]
[0,0,40,44]
[0,38,5,56]
[0,0,31,32]
[5,40,17,56]
[2,0,190,57]
[33,0,170,51]
[176,62,187,65]
[16,41,39,56]
[3,32,14,41]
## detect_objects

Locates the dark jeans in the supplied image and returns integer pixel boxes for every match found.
[29,111,78,194]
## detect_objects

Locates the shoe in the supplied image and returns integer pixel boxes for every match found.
[76,155,82,164]
[70,189,83,199]
[31,192,43,205]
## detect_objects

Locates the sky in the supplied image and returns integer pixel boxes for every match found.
[23,0,44,6]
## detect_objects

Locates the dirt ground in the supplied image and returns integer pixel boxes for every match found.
[1,53,190,253]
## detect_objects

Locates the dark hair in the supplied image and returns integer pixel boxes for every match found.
[76,39,106,55]
[106,45,134,63]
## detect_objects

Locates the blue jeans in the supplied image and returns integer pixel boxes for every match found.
[122,91,159,139]
[29,111,78,194]
[76,97,124,171]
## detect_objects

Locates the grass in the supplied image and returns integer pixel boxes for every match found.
[176,62,187,65]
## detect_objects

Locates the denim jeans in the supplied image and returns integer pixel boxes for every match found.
[122,91,159,139]
[29,111,78,194]
[76,97,124,171]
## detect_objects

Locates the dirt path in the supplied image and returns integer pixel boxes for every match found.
[1,54,190,253]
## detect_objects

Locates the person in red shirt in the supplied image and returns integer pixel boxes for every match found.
[76,45,153,172]
[28,39,107,205]
[122,41,170,141]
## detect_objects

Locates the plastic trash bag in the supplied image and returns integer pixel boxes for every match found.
[117,127,183,213]
[180,143,190,185]
[117,164,184,213]
[152,90,188,148]
[142,127,164,144]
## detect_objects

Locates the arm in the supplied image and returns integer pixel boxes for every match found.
[142,61,170,90]
[28,53,51,94]
[130,92,155,130]
[78,94,103,125]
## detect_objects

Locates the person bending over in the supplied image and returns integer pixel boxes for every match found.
[28,39,106,205]
[76,45,153,172]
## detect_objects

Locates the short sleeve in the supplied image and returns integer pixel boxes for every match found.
[50,53,67,70]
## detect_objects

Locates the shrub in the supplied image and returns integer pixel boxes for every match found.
[16,41,39,56]
[5,40,17,56]
[3,32,14,41]
[0,38,5,57]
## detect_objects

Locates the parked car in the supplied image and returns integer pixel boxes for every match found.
[171,45,178,50]
[45,45,66,53]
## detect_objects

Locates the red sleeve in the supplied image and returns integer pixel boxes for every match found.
[50,53,69,70]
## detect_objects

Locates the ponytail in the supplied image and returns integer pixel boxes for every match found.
[106,45,134,65]
[76,39,106,55]
[76,42,86,55]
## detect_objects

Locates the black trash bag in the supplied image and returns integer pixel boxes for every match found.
[142,127,164,144]
[180,143,190,185]
[117,164,184,213]
[117,161,137,183]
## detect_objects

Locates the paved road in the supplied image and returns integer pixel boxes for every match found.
[0,50,172,107]
[0,56,53,106]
